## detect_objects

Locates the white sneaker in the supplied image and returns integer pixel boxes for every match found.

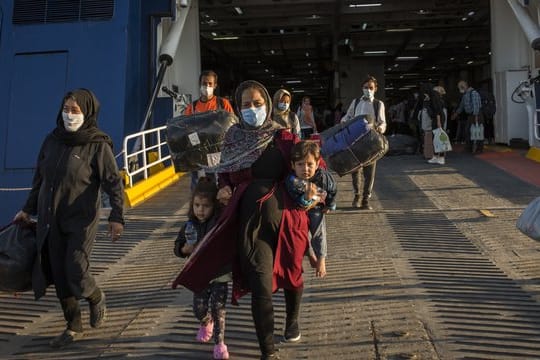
[427,157,439,164]
[436,157,445,165]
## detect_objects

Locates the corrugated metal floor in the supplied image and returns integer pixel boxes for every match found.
[2,150,540,359]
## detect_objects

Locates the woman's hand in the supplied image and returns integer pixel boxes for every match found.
[109,221,124,242]
[217,185,233,206]
[13,210,31,224]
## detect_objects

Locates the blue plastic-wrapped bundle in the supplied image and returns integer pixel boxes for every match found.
[320,115,388,176]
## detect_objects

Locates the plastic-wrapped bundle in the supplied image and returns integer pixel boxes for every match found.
[387,134,418,155]
[167,110,238,172]
[0,223,36,292]
[517,197,540,241]
[320,115,388,176]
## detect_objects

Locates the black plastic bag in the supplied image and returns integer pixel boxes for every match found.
[0,222,36,292]
[166,110,238,172]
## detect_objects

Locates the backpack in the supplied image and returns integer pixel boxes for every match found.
[192,97,225,113]
[354,98,380,124]
[478,89,496,118]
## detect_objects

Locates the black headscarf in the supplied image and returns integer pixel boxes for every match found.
[52,88,113,148]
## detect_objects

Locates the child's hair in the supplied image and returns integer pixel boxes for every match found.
[188,177,219,220]
[291,141,321,163]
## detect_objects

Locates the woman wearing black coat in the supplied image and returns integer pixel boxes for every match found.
[13,89,124,348]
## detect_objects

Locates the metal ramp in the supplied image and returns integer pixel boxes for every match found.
[2,152,540,359]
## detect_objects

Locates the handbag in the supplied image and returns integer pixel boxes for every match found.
[433,128,452,153]
[517,197,540,241]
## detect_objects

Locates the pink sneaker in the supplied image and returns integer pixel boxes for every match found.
[213,343,229,359]
[196,320,213,343]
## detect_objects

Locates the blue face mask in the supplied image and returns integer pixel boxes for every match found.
[241,105,267,127]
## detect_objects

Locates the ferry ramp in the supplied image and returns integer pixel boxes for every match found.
[1,148,540,360]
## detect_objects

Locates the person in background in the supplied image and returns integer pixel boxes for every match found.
[297,96,317,138]
[183,70,235,190]
[451,80,483,153]
[341,75,386,209]
[333,103,345,126]
[272,89,301,136]
[13,89,124,348]
[418,83,445,164]
[174,177,230,360]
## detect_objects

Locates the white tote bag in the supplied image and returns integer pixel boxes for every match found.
[432,127,452,153]
[517,197,540,241]
[470,122,484,141]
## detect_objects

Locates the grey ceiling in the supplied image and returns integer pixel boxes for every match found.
[198,0,490,104]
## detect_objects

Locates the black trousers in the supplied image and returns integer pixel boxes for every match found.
[351,161,377,199]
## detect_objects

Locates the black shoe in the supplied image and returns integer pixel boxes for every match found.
[49,329,83,348]
[360,200,372,210]
[352,195,361,208]
[283,322,301,342]
[89,291,106,328]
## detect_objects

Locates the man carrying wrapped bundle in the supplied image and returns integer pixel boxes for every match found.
[341,75,386,209]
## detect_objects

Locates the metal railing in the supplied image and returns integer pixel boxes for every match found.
[122,126,171,187]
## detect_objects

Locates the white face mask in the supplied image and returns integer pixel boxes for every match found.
[363,88,375,98]
[200,85,214,98]
[62,112,85,132]
[277,102,289,111]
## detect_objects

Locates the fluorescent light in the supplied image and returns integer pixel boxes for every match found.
[234,7,243,15]
[386,28,413,32]
[280,29,285,34]
[419,43,425,48]
[363,50,387,55]
[396,56,420,60]
[450,57,455,61]
[385,87,395,90]
[349,3,382,7]
[461,17,467,21]
[362,22,368,30]
[286,80,302,84]
[305,52,310,57]
[211,32,217,37]
[213,36,239,41]
[467,60,474,64]
[292,89,305,93]
[270,49,275,54]
[468,11,475,16]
